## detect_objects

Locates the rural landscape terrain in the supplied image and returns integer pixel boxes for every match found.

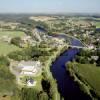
[0,14,99,100]
[0,0,100,100]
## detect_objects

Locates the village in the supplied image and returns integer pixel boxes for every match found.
[0,15,100,100]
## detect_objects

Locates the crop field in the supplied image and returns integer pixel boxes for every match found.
[0,30,25,38]
[75,63,100,96]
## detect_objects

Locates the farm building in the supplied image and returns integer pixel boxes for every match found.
[18,61,41,76]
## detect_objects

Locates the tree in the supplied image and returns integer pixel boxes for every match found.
[11,37,22,47]
[0,56,10,66]
[96,57,100,66]
[39,92,48,100]
[41,79,50,95]
[90,59,95,64]
[79,57,89,64]
[20,88,38,100]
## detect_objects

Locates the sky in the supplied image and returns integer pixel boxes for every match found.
[0,0,100,14]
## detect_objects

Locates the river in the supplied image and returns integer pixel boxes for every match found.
[51,34,91,100]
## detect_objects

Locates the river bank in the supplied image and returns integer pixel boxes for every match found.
[66,62,100,100]
[49,33,93,99]
[42,45,68,100]
[51,48,92,100]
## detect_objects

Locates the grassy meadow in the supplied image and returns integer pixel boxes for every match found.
[96,22,100,28]
[75,63,100,96]
[0,30,25,38]
[0,30,25,56]
[0,42,21,56]
[0,96,11,100]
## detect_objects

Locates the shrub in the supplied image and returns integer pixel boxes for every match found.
[11,37,22,47]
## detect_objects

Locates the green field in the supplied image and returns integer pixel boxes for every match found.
[75,63,100,96]
[96,22,100,28]
[21,75,43,91]
[0,31,25,56]
[0,78,16,96]
[0,59,17,96]
[0,30,25,38]
[0,41,21,56]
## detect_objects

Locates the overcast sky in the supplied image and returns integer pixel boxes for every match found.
[0,0,100,13]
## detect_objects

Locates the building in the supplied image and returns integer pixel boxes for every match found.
[32,26,47,42]
[18,61,41,76]
[47,36,66,48]
[27,79,37,87]
[91,56,99,61]
[88,45,94,50]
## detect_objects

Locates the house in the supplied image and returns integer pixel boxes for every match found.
[91,56,99,61]
[31,26,47,42]
[88,45,94,50]
[20,35,37,47]
[27,79,37,87]
[21,35,32,43]
[48,36,65,48]
[18,61,41,76]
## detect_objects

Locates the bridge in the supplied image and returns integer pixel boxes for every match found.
[67,45,88,49]
[53,33,89,49]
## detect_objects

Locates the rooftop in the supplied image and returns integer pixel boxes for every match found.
[18,61,41,67]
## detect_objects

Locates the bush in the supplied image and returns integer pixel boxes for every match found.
[8,45,52,61]
[20,88,38,100]
[39,92,48,100]
[11,37,22,47]
[0,56,10,66]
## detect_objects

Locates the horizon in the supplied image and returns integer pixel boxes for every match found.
[0,0,100,14]
[0,12,100,15]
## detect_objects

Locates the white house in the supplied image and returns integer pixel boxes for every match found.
[27,79,37,87]
[88,45,94,50]
[18,61,41,76]
[91,56,99,61]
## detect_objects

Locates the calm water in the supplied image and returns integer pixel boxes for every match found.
[51,35,91,100]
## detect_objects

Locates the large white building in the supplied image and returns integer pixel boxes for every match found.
[18,61,41,76]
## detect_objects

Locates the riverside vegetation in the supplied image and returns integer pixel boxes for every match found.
[66,49,100,100]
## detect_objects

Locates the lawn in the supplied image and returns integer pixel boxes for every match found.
[0,96,11,100]
[75,63,100,96]
[96,22,100,28]
[0,30,25,55]
[0,42,21,56]
[0,30,25,38]
[0,63,17,96]
[32,76,43,91]
[0,78,16,95]
[20,75,43,91]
